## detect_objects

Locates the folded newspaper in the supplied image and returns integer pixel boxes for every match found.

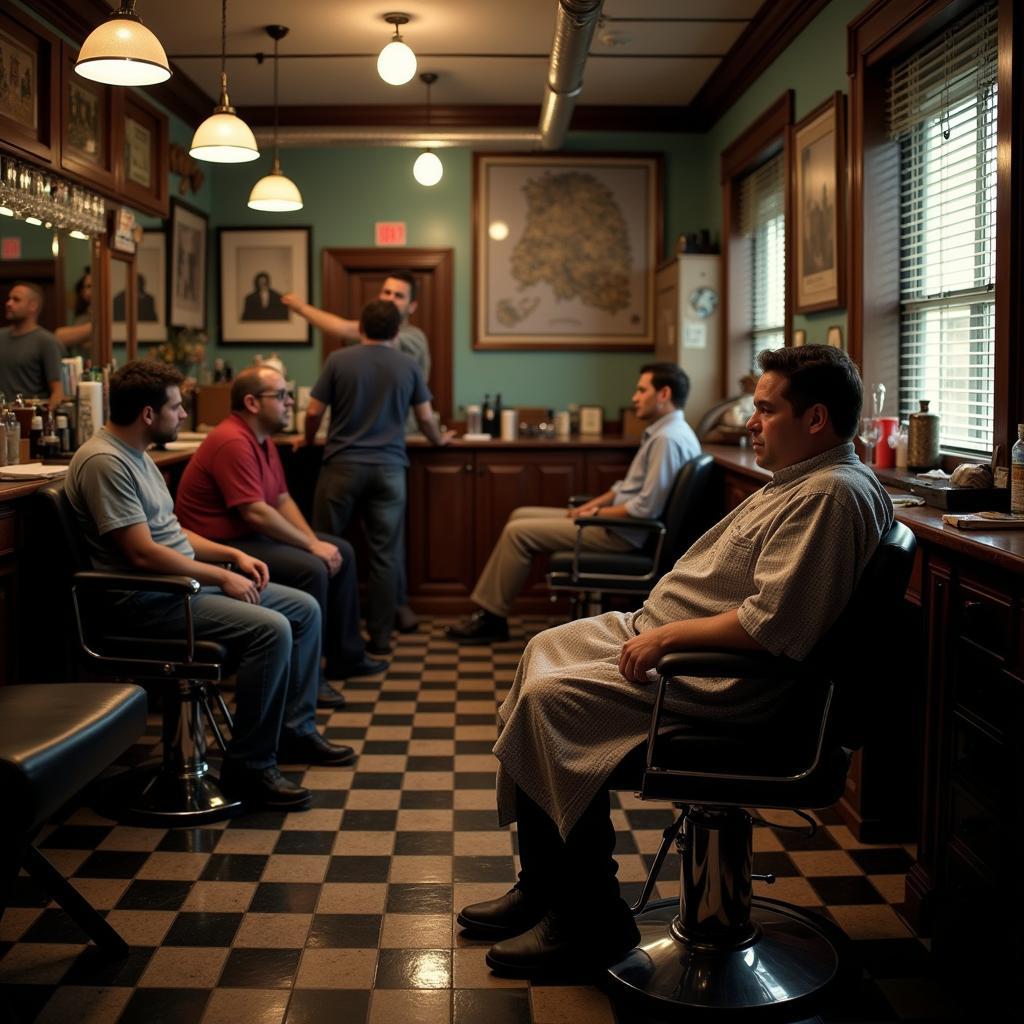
[0,463,68,481]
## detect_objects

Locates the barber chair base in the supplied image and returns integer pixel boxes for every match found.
[608,896,843,1013]
[107,765,244,827]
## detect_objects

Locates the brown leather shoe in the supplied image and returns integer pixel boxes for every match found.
[457,885,546,938]
[446,610,509,644]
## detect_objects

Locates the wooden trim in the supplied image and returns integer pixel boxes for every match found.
[0,3,59,165]
[320,248,454,423]
[720,91,793,182]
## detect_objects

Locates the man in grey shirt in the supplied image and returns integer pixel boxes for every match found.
[0,283,64,409]
[66,361,357,812]
[448,363,701,644]
[457,346,893,977]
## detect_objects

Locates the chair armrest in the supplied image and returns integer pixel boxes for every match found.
[73,571,201,596]
[656,650,815,682]
[575,516,663,533]
[567,494,594,508]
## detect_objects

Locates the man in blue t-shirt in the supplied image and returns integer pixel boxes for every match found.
[305,300,453,655]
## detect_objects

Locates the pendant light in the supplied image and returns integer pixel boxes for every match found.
[190,0,259,164]
[377,13,417,86]
[248,26,303,212]
[75,1,171,87]
[412,73,443,187]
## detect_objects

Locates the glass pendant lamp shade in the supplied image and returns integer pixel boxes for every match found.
[413,150,443,187]
[248,162,303,211]
[378,38,417,85]
[190,104,259,163]
[75,1,171,86]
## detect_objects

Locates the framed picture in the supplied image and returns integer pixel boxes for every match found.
[169,199,207,330]
[118,92,169,217]
[0,7,58,163]
[827,325,843,349]
[113,230,165,344]
[218,226,312,345]
[579,405,604,436]
[474,153,661,350]
[59,41,115,190]
[792,92,846,314]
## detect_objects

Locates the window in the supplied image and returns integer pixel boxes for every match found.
[739,153,786,369]
[889,2,998,455]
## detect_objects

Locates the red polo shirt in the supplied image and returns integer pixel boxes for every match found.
[175,413,288,541]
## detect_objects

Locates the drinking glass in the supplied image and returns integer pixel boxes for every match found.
[859,416,881,468]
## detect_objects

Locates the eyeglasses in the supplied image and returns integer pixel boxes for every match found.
[257,389,290,401]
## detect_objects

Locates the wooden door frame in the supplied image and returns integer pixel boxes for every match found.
[321,247,454,422]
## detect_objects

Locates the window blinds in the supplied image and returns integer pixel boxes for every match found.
[889,2,997,455]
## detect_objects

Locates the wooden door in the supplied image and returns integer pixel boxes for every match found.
[321,248,453,423]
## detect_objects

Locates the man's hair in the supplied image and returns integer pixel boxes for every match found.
[757,344,863,441]
[74,270,91,316]
[230,365,278,410]
[639,362,690,408]
[12,281,44,312]
[386,270,416,301]
[360,299,402,341]
[109,360,183,425]
[254,272,270,288]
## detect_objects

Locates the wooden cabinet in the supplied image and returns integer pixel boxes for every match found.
[0,506,17,684]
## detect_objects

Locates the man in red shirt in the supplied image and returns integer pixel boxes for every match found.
[176,366,386,708]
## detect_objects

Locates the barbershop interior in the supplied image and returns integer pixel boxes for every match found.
[0,0,1020,1021]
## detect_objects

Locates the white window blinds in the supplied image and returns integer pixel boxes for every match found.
[739,152,786,369]
[889,2,998,455]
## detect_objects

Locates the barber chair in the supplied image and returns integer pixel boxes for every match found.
[546,454,716,617]
[607,521,916,1014]
[34,481,242,826]
[1,683,147,956]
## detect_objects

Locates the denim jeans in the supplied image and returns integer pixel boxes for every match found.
[114,581,321,769]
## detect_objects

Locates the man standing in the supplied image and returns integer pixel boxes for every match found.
[456,346,894,976]
[283,271,428,631]
[175,365,387,710]
[305,300,453,656]
[65,362,356,812]
[0,283,64,409]
[447,363,700,644]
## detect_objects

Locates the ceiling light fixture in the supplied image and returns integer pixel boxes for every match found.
[75,1,171,87]
[377,13,417,86]
[190,0,259,164]
[412,72,443,187]
[248,26,303,212]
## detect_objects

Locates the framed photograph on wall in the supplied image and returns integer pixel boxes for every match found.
[169,199,207,330]
[119,92,169,217]
[0,7,58,163]
[473,153,661,350]
[59,41,116,190]
[113,230,165,344]
[793,92,847,314]
[218,226,312,345]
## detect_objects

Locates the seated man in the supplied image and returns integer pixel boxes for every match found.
[447,363,701,643]
[457,345,894,976]
[65,362,356,812]
[175,365,387,709]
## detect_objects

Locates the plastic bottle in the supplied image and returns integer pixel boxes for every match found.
[5,404,20,465]
[1011,423,1024,515]
[29,409,43,460]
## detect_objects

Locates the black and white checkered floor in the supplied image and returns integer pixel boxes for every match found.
[0,618,970,1023]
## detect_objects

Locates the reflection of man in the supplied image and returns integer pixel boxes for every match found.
[283,272,430,633]
[112,274,157,323]
[175,366,388,711]
[242,272,289,321]
[0,283,64,410]
[457,346,894,976]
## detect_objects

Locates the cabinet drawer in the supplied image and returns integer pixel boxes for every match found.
[951,711,1004,799]
[949,782,1000,873]
[957,579,1012,662]
[954,643,1013,734]
[0,509,15,556]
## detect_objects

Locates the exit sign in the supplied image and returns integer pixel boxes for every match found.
[1,237,22,260]
[375,222,406,247]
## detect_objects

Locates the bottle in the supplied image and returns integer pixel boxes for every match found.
[56,412,70,454]
[40,409,60,460]
[1012,424,1024,515]
[482,394,493,435]
[908,400,940,471]
[213,358,225,383]
[491,394,503,437]
[5,403,20,465]
[894,421,909,471]
[0,400,6,469]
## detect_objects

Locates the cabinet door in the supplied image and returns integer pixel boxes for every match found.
[583,450,634,497]
[406,450,476,599]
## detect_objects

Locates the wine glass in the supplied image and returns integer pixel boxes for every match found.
[859,416,881,469]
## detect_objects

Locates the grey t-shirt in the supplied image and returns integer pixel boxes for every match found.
[66,429,195,571]
[398,324,430,435]
[312,343,431,467]
[0,325,63,400]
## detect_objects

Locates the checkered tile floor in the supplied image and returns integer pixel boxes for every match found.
[0,618,968,1023]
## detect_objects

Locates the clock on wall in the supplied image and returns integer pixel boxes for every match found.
[689,286,719,319]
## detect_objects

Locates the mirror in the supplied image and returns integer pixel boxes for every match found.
[55,231,93,361]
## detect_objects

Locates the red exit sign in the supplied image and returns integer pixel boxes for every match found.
[1,237,22,260]
[375,222,407,247]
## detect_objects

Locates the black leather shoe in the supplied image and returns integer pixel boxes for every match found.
[457,885,547,938]
[278,731,357,766]
[218,762,312,810]
[446,610,509,644]
[333,655,388,679]
[366,640,393,657]
[395,605,420,633]
[485,908,640,978]
[316,682,347,709]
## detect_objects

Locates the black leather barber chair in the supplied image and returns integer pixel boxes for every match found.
[34,481,242,826]
[607,521,916,1014]
[1,683,147,956]
[547,454,715,617]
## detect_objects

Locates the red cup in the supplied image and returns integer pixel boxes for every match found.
[874,417,898,468]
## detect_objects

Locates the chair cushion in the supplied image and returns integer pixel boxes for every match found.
[548,551,655,578]
[0,683,147,833]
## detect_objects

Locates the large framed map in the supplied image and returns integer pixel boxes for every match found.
[474,153,661,350]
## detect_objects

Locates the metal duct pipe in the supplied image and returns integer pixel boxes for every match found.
[255,126,542,149]
[539,0,603,150]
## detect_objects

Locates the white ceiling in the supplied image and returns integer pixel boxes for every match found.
[119,0,769,109]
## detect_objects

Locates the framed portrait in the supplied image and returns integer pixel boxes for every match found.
[113,230,165,344]
[0,7,58,163]
[118,92,169,217]
[218,226,312,345]
[59,41,115,190]
[792,92,847,314]
[474,153,661,350]
[169,199,207,330]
